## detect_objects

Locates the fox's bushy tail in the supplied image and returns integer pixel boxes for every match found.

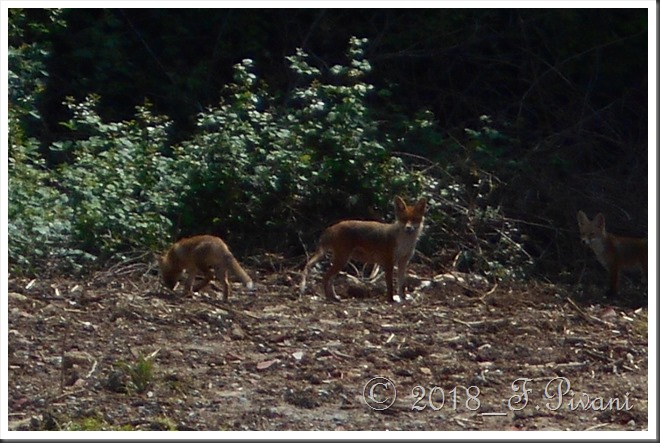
[228,254,254,290]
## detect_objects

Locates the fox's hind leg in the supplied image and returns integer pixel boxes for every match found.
[216,267,231,301]
[322,251,350,303]
[300,249,325,297]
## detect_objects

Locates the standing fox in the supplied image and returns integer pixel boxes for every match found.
[576,211,647,297]
[158,235,254,300]
[300,196,427,303]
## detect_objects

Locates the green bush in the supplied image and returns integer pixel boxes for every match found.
[172,37,431,252]
[9,34,532,281]
[55,95,179,257]
[8,121,77,274]
[8,8,81,275]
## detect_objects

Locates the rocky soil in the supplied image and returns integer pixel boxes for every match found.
[6,259,649,433]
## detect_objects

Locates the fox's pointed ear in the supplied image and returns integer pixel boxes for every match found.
[393,195,406,210]
[415,197,427,213]
[577,210,588,226]
[594,213,606,230]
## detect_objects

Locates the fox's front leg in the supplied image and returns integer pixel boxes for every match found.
[183,271,198,296]
[396,255,413,301]
[607,266,620,298]
[396,257,412,301]
[192,268,213,293]
[383,261,397,303]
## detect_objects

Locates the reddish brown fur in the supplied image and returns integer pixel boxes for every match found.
[577,211,647,297]
[158,235,253,300]
[301,196,427,302]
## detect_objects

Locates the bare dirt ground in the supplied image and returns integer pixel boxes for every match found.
[7,259,649,433]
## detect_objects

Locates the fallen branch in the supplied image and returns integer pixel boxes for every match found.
[479,282,499,302]
[451,318,508,330]
[435,271,497,304]
[49,388,87,404]
[200,299,262,320]
[566,297,612,326]
[452,318,474,329]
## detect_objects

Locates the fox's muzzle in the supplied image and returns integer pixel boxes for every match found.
[404,223,418,234]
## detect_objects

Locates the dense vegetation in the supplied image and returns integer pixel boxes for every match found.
[8,8,649,284]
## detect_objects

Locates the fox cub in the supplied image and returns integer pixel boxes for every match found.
[158,235,254,300]
[301,196,427,303]
[576,211,647,297]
